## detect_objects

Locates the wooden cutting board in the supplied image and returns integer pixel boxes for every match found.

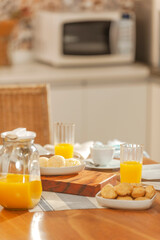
[41,170,117,197]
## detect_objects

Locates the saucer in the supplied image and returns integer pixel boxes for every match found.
[85,159,120,170]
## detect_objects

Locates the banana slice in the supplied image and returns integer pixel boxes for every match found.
[48,155,65,167]
[39,157,48,167]
[65,158,81,167]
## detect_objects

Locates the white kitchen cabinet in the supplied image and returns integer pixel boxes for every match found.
[149,81,160,161]
[0,62,150,150]
[85,82,148,146]
[51,81,148,150]
[51,85,86,143]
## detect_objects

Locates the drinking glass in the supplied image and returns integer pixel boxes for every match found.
[120,143,143,183]
[54,122,75,159]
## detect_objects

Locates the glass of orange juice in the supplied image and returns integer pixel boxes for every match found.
[120,143,143,183]
[54,122,75,159]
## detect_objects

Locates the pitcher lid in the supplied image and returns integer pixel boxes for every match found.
[1,128,36,140]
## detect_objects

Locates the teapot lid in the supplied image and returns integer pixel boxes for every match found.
[1,128,36,140]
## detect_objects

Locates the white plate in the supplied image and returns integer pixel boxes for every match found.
[96,191,156,210]
[40,163,85,176]
[85,159,120,170]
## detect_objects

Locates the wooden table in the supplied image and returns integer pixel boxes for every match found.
[0,158,160,240]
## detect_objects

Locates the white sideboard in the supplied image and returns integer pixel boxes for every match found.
[0,62,151,155]
[86,82,148,144]
[51,80,149,148]
[149,79,160,161]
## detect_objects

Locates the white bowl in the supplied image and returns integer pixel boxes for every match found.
[96,191,156,210]
[40,162,85,176]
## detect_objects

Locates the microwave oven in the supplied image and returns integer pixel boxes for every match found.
[34,11,136,67]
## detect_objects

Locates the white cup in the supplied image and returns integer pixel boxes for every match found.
[90,146,115,166]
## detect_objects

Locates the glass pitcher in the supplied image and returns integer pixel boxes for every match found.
[0,128,42,210]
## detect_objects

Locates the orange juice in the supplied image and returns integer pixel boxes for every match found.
[0,174,42,209]
[120,161,142,183]
[55,143,74,159]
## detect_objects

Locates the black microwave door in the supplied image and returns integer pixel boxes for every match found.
[63,21,111,55]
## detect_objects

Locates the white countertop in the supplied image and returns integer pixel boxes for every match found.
[0,62,150,85]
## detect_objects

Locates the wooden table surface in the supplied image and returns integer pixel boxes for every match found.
[0,158,160,240]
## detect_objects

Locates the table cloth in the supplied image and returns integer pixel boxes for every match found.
[29,191,102,212]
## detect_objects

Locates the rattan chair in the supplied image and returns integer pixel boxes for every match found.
[0,84,52,146]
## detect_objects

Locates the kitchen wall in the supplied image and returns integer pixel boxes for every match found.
[0,0,137,63]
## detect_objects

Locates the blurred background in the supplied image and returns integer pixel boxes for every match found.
[0,0,160,161]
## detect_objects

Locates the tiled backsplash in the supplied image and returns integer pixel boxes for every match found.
[0,0,136,20]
